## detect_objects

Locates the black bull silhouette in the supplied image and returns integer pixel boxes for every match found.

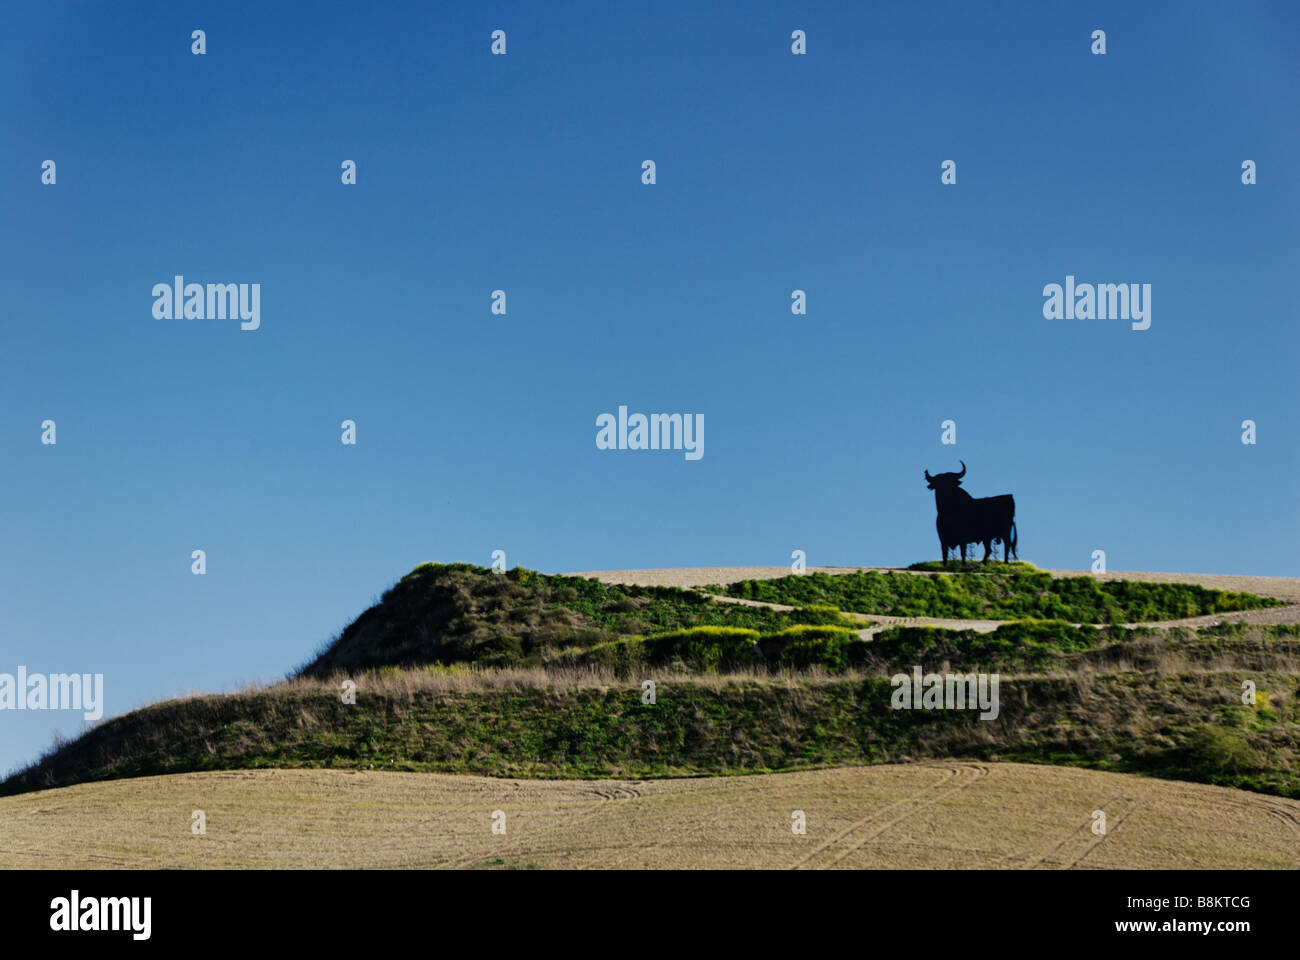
[924,461,1017,562]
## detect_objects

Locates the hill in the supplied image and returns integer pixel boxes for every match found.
[3,562,1297,801]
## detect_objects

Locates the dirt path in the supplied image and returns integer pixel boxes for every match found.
[3,763,1295,869]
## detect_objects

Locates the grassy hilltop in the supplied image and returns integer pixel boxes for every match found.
[3,562,1297,799]
[718,562,1279,622]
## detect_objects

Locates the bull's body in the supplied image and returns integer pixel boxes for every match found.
[925,462,1018,562]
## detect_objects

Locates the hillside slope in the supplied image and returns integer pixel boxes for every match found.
[3,562,1296,800]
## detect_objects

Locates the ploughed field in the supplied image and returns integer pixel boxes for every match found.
[2,762,1296,870]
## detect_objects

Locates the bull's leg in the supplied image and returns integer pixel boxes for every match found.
[960,542,968,562]
[981,539,992,562]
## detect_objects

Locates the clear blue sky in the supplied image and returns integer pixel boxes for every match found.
[1,1,1297,773]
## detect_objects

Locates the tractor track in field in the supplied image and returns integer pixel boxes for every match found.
[438,779,651,869]
[793,762,991,870]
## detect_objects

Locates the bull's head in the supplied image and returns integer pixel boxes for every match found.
[924,461,966,491]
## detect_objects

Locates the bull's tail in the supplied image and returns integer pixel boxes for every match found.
[1008,521,1018,561]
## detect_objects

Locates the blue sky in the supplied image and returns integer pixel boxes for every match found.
[1,0,1297,773]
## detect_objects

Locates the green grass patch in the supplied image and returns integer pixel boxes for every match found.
[718,568,1278,624]
[865,619,1106,672]
[907,560,1042,573]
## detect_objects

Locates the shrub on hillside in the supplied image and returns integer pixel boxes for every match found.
[1181,725,1261,773]
[788,604,852,626]
[764,625,864,672]
[865,620,1102,672]
[642,626,761,670]
[581,637,650,673]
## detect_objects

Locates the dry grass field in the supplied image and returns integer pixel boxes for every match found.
[3,762,1297,870]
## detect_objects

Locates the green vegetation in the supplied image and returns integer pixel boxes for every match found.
[300,563,865,675]
[299,563,1278,678]
[579,618,1205,677]
[575,626,765,673]
[639,626,760,670]
[1181,725,1261,774]
[864,619,1104,672]
[5,667,1296,799]
[770,626,865,672]
[718,568,1279,623]
[1200,621,1300,640]
[571,624,868,674]
[907,560,1042,573]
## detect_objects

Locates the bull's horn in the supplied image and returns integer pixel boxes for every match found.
[956,461,966,479]
[924,469,933,482]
